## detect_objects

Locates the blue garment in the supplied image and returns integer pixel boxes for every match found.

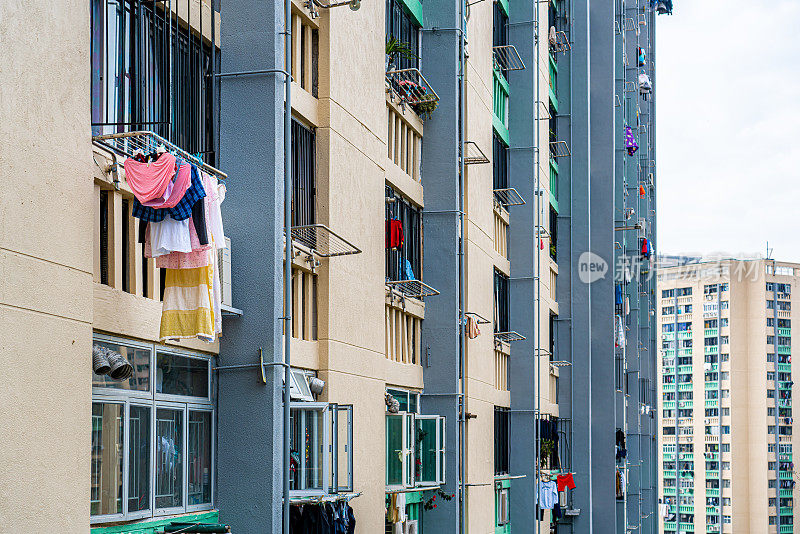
[615,284,623,305]
[402,258,416,281]
[132,163,206,222]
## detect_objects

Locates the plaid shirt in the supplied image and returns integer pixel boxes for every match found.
[132,163,206,222]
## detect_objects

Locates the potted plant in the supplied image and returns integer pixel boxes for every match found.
[386,36,415,72]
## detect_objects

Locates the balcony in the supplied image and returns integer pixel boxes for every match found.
[678,332,693,340]
[780,506,794,515]
[678,365,693,374]
[387,97,423,186]
[705,328,719,337]
[778,363,792,373]
[779,327,792,337]
[493,204,509,259]
[385,68,440,119]
[663,384,676,392]
[705,381,719,390]
[385,288,424,365]
[706,399,718,408]
[706,488,720,497]
[705,346,719,355]
[495,344,510,391]
[678,383,693,391]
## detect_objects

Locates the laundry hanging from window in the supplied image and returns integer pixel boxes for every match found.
[624,126,639,156]
[125,149,227,343]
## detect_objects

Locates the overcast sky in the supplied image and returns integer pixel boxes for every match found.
[656,0,800,261]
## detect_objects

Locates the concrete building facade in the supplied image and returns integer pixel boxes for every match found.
[1,0,662,532]
[658,259,798,534]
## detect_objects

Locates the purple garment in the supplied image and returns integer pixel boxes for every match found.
[625,126,639,156]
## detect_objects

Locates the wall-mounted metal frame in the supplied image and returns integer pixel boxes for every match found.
[305,0,361,19]
[291,224,362,258]
[493,187,526,207]
[493,45,526,71]
[386,279,440,299]
[465,312,491,325]
[535,100,552,120]
[550,30,571,53]
[93,131,227,181]
[494,331,526,344]
[549,140,571,158]
[464,141,490,165]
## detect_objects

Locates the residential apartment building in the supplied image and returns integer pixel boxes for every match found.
[658,259,798,534]
[1,0,661,533]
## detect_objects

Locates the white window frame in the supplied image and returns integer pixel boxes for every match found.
[385,411,445,491]
[90,334,214,525]
[289,402,354,497]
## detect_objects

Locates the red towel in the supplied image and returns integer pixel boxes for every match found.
[639,185,646,198]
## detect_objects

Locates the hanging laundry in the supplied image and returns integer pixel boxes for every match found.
[537,479,558,510]
[132,164,207,223]
[615,315,626,348]
[159,264,215,342]
[402,258,415,281]
[624,126,639,156]
[149,215,192,257]
[639,184,646,199]
[386,218,404,249]
[556,472,576,491]
[639,72,653,98]
[615,284,624,306]
[637,46,646,67]
[123,152,178,203]
[466,316,481,339]
[624,295,630,315]
[540,238,545,251]
[141,160,191,208]
[640,238,651,259]
[549,26,557,47]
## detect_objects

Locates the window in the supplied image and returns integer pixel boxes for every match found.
[677,287,692,296]
[493,132,509,191]
[662,289,675,298]
[722,444,730,452]
[292,119,316,227]
[290,403,353,495]
[495,408,510,475]
[91,335,213,523]
[385,389,445,489]
[386,0,420,70]
[386,186,422,283]
[493,2,508,48]
[662,306,675,316]
[494,270,510,333]
[90,0,216,161]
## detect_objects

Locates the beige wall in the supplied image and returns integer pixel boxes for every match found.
[0,1,94,532]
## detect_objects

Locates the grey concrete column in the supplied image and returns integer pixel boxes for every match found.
[420,1,464,532]
[216,1,286,530]
[588,0,618,530]
[506,1,538,531]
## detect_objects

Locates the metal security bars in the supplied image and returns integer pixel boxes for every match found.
[386,186,423,284]
[292,119,317,227]
[494,270,510,334]
[386,0,420,71]
[90,0,217,165]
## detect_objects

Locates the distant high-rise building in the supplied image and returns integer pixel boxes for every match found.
[658,259,797,533]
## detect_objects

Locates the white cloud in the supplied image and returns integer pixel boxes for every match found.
[656,0,800,261]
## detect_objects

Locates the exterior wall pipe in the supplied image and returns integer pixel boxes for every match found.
[533,1,541,532]
[458,0,467,528]
[283,0,293,528]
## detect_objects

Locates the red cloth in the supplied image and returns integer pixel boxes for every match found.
[557,473,576,491]
[639,185,646,198]
[386,218,404,249]
[123,152,177,203]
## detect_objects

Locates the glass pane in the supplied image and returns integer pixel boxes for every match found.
[128,405,151,513]
[387,389,409,412]
[336,406,353,492]
[188,411,212,505]
[439,417,446,483]
[156,408,183,509]
[386,415,403,486]
[405,414,414,486]
[92,340,151,391]
[416,417,437,483]
[156,352,209,398]
[290,408,324,491]
[90,402,123,516]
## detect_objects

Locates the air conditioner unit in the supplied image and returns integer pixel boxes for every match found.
[218,237,232,307]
